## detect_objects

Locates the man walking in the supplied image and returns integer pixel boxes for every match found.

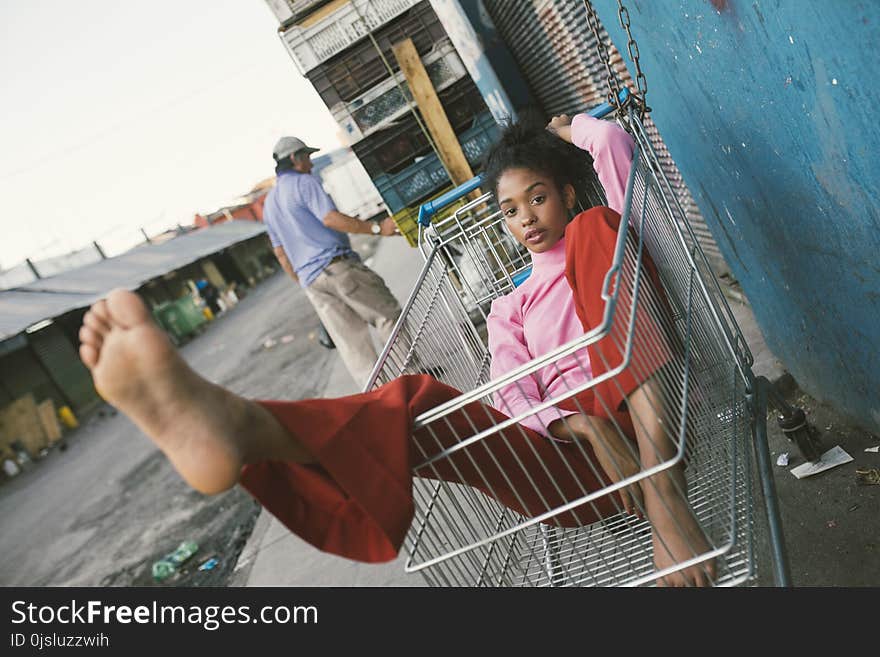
[264,136,402,388]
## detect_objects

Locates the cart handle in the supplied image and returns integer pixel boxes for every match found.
[417,89,630,228]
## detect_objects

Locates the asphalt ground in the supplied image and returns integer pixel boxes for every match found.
[0,255,346,586]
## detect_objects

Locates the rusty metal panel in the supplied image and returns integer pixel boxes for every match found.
[484,0,729,277]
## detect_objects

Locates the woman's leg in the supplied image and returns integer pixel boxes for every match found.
[627,380,714,586]
[248,375,625,561]
[78,289,313,496]
[548,411,644,517]
[79,289,619,564]
[564,207,714,586]
[409,391,624,527]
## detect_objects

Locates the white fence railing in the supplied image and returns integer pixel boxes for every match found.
[279,0,421,74]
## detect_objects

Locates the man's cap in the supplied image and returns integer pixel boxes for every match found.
[272,136,320,161]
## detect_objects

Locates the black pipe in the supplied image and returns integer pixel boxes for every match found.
[753,375,792,587]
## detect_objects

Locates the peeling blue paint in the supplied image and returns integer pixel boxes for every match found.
[593,0,880,432]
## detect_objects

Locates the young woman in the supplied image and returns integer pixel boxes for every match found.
[77,112,712,586]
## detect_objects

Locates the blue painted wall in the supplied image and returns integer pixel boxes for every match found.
[593,0,880,431]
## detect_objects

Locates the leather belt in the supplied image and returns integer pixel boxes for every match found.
[328,254,349,265]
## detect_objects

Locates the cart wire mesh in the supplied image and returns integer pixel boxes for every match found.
[367,107,761,587]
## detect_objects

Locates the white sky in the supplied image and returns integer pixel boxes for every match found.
[0,0,343,268]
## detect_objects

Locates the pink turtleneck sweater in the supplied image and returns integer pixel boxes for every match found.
[487,113,635,437]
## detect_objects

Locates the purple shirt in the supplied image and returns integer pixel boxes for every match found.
[264,170,358,287]
[487,114,635,436]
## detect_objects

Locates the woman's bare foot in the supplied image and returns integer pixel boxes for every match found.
[644,473,715,587]
[627,379,715,586]
[79,288,310,495]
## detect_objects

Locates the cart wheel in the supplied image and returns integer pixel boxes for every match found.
[778,408,823,463]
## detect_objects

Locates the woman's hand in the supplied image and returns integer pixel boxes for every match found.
[548,414,644,517]
[546,115,574,143]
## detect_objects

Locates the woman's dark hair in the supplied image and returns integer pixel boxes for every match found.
[482,109,596,201]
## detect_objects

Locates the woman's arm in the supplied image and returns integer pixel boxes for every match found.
[548,113,635,215]
[487,298,578,437]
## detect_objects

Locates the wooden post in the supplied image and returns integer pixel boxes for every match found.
[392,38,474,187]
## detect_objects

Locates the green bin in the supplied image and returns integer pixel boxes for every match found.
[153,297,206,344]
[174,296,207,334]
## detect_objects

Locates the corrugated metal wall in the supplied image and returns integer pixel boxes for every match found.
[0,346,63,410]
[28,324,99,415]
[483,0,729,277]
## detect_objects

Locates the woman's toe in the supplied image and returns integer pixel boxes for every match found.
[84,310,111,336]
[79,325,102,348]
[79,343,98,369]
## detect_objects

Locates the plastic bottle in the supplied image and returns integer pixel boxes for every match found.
[151,560,177,582]
[58,406,78,429]
[151,540,199,581]
[168,540,199,566]
[3,459,20,477]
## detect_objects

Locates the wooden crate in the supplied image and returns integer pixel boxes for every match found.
[390,189,471,248]
[0,442,16,462]
[0,395,49,458]
[391,206,421,248]
[37,399,63,444]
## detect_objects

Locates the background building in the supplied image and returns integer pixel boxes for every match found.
[311,147,388,220]
[0,221,275,462]
[266,0,530,218]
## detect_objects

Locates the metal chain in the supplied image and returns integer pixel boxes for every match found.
[584,0,623,113]
[617,1,649,114]
[583,0,649,117]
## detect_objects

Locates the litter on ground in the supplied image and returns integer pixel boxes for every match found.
[790,445,853,479]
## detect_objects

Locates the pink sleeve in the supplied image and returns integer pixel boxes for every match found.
[570,113,635,215]
[487,296,577,438]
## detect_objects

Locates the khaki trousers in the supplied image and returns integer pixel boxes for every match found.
[304,258,401,388]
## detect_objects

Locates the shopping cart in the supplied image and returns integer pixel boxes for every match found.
[365,96,790,587]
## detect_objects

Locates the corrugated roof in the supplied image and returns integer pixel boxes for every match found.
[0,220,266,342]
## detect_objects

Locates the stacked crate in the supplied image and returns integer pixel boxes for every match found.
[271,0,501,216]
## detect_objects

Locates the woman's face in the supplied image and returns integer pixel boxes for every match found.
[496,167,576,253]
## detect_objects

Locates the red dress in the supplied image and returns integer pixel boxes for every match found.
[240,207,673,563]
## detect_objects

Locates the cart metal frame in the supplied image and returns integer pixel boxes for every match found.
[366,100,790,587]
